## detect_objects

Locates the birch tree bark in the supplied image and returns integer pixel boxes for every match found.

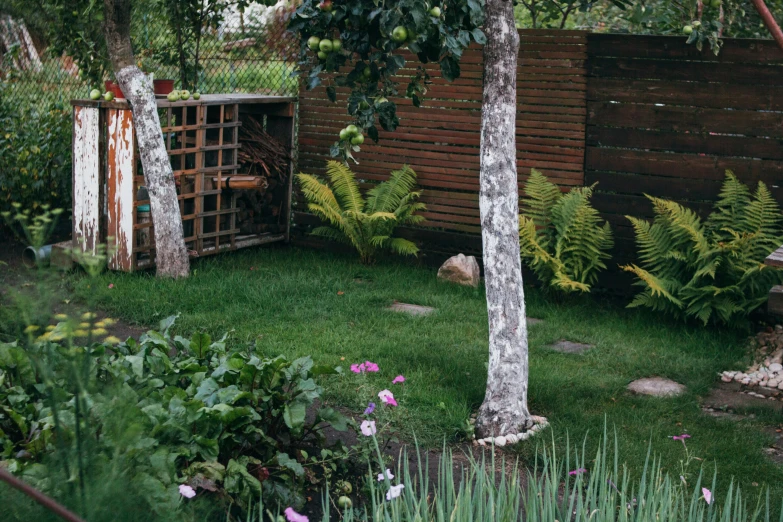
[474,0,532,438]
[103,0,190,278]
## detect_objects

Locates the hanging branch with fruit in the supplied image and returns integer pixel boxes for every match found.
[288,0,486,163]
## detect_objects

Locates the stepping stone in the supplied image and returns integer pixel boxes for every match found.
[547,339,592,354]
[627,377,686,397]
[387,302,435,316]
[527,317,543,326]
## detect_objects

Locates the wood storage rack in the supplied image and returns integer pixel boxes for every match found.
[71,94,296,272]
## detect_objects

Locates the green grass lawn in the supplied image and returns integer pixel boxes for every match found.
[71,245,783,500]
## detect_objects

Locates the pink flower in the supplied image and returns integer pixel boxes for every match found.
[569,468,587,476]
[179,484,196,498]
[364,361,379,372]
[351,363,364,373]
[671,434,691,442]
[284,507,309,522]
[377,469,394,482]
[702,487,713,505]
[392,375,405,384]
[108,284,114,289]
[378,389,397,406]
[386,484,405,500]
[360,420,377,436]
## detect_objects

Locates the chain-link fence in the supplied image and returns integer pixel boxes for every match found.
[0,1,300,107]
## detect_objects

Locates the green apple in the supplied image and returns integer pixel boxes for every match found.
[375,97,388,105]
[339,128,351,140]
[89,89,101,100]
[363,67,372,78]
[317,51,328,60]
[180,90,191,100]
[692,20,701,28]
[318,0,333,11]
[192,92,201,100]
[683,25,693,34]
[358,100,370,110]
[331,39,342,52]
[307,36,321,51]
[710,0,721,7]
[337,496,352,509]
[167,91,180,102]
[319,39,334,52]
[429,6,441,16]
[345,124,359,136]
[391,26,408,43]
[103,91,115,102]
[350,134,364,145]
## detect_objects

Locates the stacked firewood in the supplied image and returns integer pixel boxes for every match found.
[235,116,290,235]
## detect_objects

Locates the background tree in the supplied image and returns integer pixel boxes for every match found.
[103,0,190,278]
[290,0,536,437]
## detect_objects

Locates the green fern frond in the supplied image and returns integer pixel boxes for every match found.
[297,162,426,264]
[522,169,562,231]
[325,160,363,213]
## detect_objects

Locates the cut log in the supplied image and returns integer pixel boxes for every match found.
[212,175,269,190]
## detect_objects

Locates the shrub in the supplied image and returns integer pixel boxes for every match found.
[0,317,351,518]
[518,169,613,292]
[296,161,425,264]
[623,171,783,325]
[0,94,72,225]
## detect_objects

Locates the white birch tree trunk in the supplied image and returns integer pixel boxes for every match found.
[103,0,190,278]
[475,0,532,438]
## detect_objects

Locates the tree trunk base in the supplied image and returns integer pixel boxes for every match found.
[474,415,549,447]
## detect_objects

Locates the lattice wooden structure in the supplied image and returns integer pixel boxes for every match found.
[72,94,295,272]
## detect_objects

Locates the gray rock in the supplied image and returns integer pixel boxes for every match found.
[387,302,435,316]
[548,340,593,354]
[437,254,480,288]
[627,377,686,397]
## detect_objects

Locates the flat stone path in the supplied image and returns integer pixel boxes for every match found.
[627,377,686,397]
[547,339,593,354]
[387,302,435,316]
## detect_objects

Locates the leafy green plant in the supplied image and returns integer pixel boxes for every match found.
[0,97,72,224]
[296,161,425,264]
[518,169,613,293]
[623,171,783,325]
[0,316,352,518]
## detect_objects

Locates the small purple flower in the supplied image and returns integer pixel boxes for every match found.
[569,468,587,476]
[702,488,713,505]
[392,375,405,384]
[364,402,376,415]
[671,434,691,442]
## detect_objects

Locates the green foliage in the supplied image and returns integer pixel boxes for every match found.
[325,429,782,522]
[0,96,72,225]
[288,0,485,162]
[0,317,351,518]
[296,161,425,264]
[518,169,613,293]
[623,171,783,326]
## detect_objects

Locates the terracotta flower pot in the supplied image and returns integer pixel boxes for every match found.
[104,80,125,99]
[153,79,175,95]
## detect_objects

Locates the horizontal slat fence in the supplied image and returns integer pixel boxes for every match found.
[296,29,588,257]
[296,30,783,287]
[586,34,783,265]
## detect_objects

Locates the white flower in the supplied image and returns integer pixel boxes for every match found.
[377,469,394,482]
[179,484,196,498]
[360,420,377,437]
[386,484,405,500]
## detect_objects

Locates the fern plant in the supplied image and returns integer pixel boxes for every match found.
[623,171,783,325]
[518,169,613,292]
[296,161,425,264]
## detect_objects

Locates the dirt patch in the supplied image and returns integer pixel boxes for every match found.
[0,239,146,343]
[703,383,783,414]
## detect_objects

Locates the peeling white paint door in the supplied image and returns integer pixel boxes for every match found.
[72,106,101,254]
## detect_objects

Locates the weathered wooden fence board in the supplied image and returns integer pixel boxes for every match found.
[72,105,101,255]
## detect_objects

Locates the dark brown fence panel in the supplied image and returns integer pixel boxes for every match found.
[586,34,783,265]
[296,29,588,258]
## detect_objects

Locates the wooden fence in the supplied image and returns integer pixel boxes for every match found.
[296,29,783,279]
